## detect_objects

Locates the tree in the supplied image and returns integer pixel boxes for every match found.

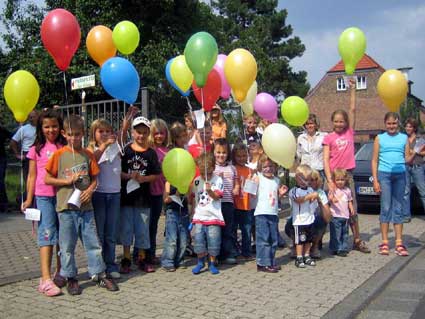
[211,0,310,100]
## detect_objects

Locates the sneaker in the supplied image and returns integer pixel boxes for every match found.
[139,261,155,273]
[257,265,278,273]
[270,264,282,271]
[337,251,348,257]
[38,279,61,297]
[120,258,131,274]
[97,276,119,292]
[52,272,67,288]
[192,260,206,275]
[163,266,176,272]
[107,272,121,279]
[66,278,81,296]
[295,257,305,268]
[208,262,220,275]
[353,240,371,253]
[304,256,316,266]
[222,257,237,265]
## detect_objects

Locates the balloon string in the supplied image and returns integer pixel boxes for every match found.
[63,72,68,105]
[201,88,208,184]
[19,124,24,207]
[238,103,250,160]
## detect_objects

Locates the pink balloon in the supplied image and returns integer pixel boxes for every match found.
[213,54,231,99]
[254,93,278,121]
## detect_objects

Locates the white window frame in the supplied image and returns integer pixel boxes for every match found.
[356,75,367,90]
[337,77,347,91]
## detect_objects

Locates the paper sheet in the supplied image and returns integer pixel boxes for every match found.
[98,142,120,164]
[24,208,41,221]
[243,179,258,195]
[193,110,205,129]
[170,195,184,207]
[126,179,140,194]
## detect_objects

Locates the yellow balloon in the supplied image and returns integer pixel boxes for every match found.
[4,70,40,123]
[377,69,408,112]
[224,48,257,102]
[162,148,196,194]
[238,81,257,116]
[170,55,193,94]
[262,123,296,168]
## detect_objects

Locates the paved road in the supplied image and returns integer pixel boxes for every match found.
[0,211,424,318]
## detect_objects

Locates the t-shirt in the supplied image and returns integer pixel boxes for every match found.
[297,131,327,170]
[95,144,121,194]
[45,146,100,212]
[330,187,352,219]
[234,165,250,211]
[254,173,280,216]
[214,164,237,204]
[27,142,62,197]
[289,187,315,226]
[12,124,36,152]
[323,128,355,171]
[378,132,407,173]
[212,122,227,140]
[0,127,11,158]
[150,146,168,196]
[310,188,328,214]
[120,144,161,207]
[192,174,225,226]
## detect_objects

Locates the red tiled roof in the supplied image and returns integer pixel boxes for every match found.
[328,54,385,73]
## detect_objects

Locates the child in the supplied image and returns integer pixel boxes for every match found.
[190,152,224,275]
[170,122,189,149]
[328,169,354,257]
[232,143,253,259]
[22,109,66,296]
[45,115,118,295]
[213,138,240,264]
[184,113,203,158]
[147,119,170,264]
[210,105,227,142]
[119,116,161,274]
[288,164,318,268]
[244,114,261,143]
[323,78,370,253]
[254,155,288,273]
[87,107,136,279]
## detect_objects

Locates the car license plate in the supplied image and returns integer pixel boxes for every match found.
[358,186,377,195]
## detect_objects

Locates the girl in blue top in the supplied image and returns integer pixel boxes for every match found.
[372,112,411,256]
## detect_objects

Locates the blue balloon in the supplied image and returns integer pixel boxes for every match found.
[100,57,140,104]
[165,57,190,97]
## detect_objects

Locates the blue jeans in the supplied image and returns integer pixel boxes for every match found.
[161,208,189,268]
[58,210,105,278]
[220,202,238,259]
[193,224,221,256]
[93,192,120,273]
[120,206,150,249]
[148,195,163,258]
[255,215,278,267]
[234,209,254,256]
[329,217,349,253]
[403,165,425,219]
[378,171,405,224]
[35,196,59,247]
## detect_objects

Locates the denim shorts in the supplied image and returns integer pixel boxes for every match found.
[36,196,59,247]
[193,223,221,257]
[120,206,151,249]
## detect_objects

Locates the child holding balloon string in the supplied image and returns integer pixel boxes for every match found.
[147,119,171,265]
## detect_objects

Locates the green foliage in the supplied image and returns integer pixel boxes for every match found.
[0,0,309,128]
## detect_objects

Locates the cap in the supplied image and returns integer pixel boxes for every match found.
[132,116,151,128]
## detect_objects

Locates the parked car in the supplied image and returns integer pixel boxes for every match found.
[353,142,422,213]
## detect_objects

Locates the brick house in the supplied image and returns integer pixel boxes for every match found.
[305,54,423,143]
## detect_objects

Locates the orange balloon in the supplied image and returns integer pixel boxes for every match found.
[377,69,408,112]
[86,25,116,66]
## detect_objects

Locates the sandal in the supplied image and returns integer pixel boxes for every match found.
[395,244,409,257]
[378,243,389,255]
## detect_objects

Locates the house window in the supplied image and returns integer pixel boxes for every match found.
[356,75,367,90]
[337,77,346,91]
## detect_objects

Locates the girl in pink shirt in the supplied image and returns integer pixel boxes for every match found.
[22,109,66,297]
[323,78,370,254]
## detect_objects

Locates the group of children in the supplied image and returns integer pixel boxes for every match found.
[23,103,360,297]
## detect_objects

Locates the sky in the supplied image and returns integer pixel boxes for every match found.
[280,0,425,101]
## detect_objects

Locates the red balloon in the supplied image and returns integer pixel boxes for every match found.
[41,9,81,71]
[192,69,221,112]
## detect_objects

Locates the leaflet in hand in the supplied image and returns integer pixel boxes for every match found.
[24,208,41,221]
[126,178,140,194]
[194,110,205,129]
[98,142,120,164]
[414,138,425,154]
[243,179,258,195]
[170,195,184,207]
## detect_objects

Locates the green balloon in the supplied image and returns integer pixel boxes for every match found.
[162,148,196,194]
[338,27,366,75]
[184,32,218,87]
[281,96,309,127]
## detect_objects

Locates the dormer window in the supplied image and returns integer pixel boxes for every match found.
[337,77,346,91]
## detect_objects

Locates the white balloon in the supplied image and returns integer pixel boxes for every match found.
[262,123,296,168]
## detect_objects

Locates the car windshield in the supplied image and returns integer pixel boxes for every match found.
[355,143,373,161]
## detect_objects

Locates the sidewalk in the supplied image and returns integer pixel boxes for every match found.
[0,212,424,318]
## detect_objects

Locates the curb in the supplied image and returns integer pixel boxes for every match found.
[322,231,425,319]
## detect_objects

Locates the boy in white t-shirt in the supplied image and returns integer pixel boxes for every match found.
[289,164,318,268]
